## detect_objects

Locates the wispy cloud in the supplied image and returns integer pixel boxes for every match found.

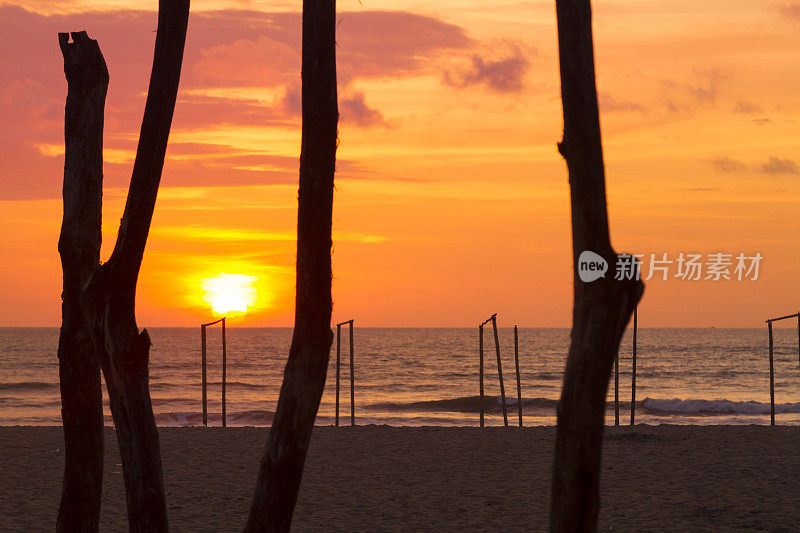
[341,92,391,128]
[444,41,532,93]
[598,92,647,113]
[758,156,799,175]
[709,155,799,175]
[0,6,473,199]
[710,156,747,173]
[687,69,729,106]
[779,2,800,22]
[734,100,763,114]
[153,226,388,244]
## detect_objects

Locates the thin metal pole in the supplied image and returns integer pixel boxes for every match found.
[769,321,775,426]
[201,325,207,427]
[514,325,522,427]
[221,317,227,428]
[614,352,619,426]
[336,323,341,427]
[767,313,799,323]
[491,316,508,427]
[479,325,484,427]
[349,321,355,426]
[630,306,637,426]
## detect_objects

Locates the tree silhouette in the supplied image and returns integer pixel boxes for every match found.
[57,0,190,530]
[244,0,338,530]
[57,29,106,533]
[550,0,644,530]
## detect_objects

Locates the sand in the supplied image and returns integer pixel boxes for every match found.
[1,425,799,531]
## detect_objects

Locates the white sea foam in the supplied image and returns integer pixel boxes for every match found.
[642,397,800,415]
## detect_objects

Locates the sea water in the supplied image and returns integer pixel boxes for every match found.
[1,327,798,426]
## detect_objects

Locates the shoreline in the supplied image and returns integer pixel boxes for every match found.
[3,425,800,531]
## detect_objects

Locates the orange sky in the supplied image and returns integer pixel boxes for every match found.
[1,0,798,327]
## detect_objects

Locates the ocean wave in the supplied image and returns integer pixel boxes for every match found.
[366,395,558,414]
[531,372,563,381]
[0,397,62,408]
[0,381,57,392]
[641,397,800,415]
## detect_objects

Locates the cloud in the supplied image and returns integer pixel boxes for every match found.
[340,92,389,128]
[686,69,728,105]
[758,157,799,175]
[444,41,532,93]
[0,6,473,199]
[710,156,747,173]
[153,226,387,244]
[279,83,389,128]
[660,68,732,113]
[779,2,800,22]
[336,11,473,83]
[187,11,472,88]
[192,35,300,89]
[598,92,647,113]
[173,93,293,129]
[734,101,763,114]
[709,156,800,175]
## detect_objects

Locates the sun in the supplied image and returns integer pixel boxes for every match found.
[200,273,258,316]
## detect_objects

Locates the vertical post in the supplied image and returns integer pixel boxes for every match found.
[349,320,355,426]
[630,305,637,426]
[221,317,227,428]
[479,325,484,427]
[514,325,523,427]
[614,352,619,426]
[335,323,341,426]
[769,320,775,426]
[491,315,509,427]
[201,324,207,427]
[797,313,799,367]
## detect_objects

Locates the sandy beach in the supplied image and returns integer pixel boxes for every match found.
[1,425,799,531]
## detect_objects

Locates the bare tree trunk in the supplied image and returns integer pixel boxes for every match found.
[56,31,107,533]
[550,0,644,531]
[58,2,189,530]
[244,0,337,530]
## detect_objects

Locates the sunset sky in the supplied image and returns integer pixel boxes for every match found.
[1,0,798,327]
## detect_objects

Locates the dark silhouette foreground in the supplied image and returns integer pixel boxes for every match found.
[244,0,338,531]
[550,0,644,530]
[57,0,189,530]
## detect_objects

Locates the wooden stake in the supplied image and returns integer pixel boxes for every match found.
[491,315,509,427]
[479,325,484,427]
[221,317,227,428]
[201,325,207,427]
[630,306,637,426]
[769,320,775,426]
[514,326,523,427]
[335,323,341,427]
[349,321,355,426]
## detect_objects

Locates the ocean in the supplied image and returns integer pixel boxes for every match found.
[1,327,799,427]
